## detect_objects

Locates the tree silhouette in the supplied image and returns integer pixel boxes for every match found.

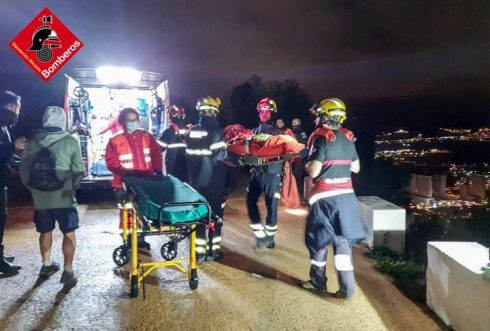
[229,75,314,132]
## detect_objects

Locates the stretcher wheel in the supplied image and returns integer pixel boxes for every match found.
[113,245,129,266]
[161,241,178,260]
[130,275,139,298]
[189,269,198,290]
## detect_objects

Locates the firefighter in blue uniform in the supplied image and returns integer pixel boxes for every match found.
[246,97,283,249]
[301,98,367,300]
[186,96,228,263]
[158,105,188,182]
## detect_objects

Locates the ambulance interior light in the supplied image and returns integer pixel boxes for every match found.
[96,66,141,85]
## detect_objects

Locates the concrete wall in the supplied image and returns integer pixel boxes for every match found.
[357,196,406,253]
[470,174,486,199]
[433,174,447,198]
[415,175,433,198]
[427,242,490,331]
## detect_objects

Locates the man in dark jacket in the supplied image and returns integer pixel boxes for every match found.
[291,118,307,144]
[186,96,228,263]
[247,97,284,249]
[291,118,308,198]
[158,105,188,182]
[0,91,22,274]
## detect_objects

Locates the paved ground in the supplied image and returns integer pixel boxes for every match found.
[0,188,443,331]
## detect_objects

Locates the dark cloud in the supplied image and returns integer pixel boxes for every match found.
[1,0,489,102]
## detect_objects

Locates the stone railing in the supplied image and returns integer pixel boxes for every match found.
[427,242,490,331]
[357,196,406,254]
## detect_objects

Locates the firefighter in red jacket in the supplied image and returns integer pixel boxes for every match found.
[105,107,162,249]
[301,98,367,300]
[158,105,189,182]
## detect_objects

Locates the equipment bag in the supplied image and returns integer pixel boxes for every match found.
[27,138,66,191]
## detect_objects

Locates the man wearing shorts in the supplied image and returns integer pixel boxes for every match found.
[20,106,84,284]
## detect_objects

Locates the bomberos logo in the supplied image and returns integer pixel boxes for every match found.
[9,7,84,82]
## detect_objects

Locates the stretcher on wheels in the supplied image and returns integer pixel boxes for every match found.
[111,174,214,298]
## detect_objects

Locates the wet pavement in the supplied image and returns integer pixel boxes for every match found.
[0,187,442,330]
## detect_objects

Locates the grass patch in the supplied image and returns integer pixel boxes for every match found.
[365,246,427,302]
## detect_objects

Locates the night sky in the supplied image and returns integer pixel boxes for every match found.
[1,0,489,131]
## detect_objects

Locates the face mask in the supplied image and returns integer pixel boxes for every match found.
[125,122,139,133]
[292,124,302,132]
[258,110,271,123]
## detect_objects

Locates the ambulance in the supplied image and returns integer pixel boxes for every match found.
[64,66,169,186]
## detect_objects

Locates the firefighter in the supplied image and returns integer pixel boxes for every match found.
[158,105,188,182]
[186,96,228,263]
[301,98,367,300]
[105,107,163,250]
[246,97,284,249]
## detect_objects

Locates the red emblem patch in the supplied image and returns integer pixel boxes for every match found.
[9,7,84,81]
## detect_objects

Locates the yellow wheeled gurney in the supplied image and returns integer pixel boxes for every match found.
[112,175,214,298]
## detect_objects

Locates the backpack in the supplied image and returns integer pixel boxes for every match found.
[27,138,66,191]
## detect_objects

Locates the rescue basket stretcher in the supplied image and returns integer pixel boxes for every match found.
[225,131,305,166]
[237,153,300,166]
[112,175,215,298]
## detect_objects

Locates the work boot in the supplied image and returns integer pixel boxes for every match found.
[0,258,21,274]
[334,290,354,302]
[301,280,326,293]
[39,262,60,278]
[133,235,151,250]
[4,256,14,263]
[208,250,224,261]
[128,236,151,250]
[256,237,270,249]
[138,239,151,251]
[196,253,206,265]
[266,235,275,249]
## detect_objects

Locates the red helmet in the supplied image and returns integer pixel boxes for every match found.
[256,97,277,113]
[169,105,185,119]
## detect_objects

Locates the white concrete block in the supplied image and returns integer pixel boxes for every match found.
[427,242,490,331]
[357,196,406,253]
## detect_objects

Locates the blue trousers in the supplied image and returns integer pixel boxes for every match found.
[246,172,281,228]
[305,193,366,298]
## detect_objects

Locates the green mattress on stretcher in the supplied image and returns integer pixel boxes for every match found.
[122,175,210,225]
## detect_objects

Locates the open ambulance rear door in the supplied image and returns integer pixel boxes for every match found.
[64,67,169,187]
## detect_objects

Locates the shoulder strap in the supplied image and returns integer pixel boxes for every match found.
[306,128,336,148]
[339,128,356,142]
[169,123,179,133]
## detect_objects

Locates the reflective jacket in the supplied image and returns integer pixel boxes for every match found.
[158,122,188,180]
[105,129,162,188]
[307,127,358,204]
[186,117,227,188]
